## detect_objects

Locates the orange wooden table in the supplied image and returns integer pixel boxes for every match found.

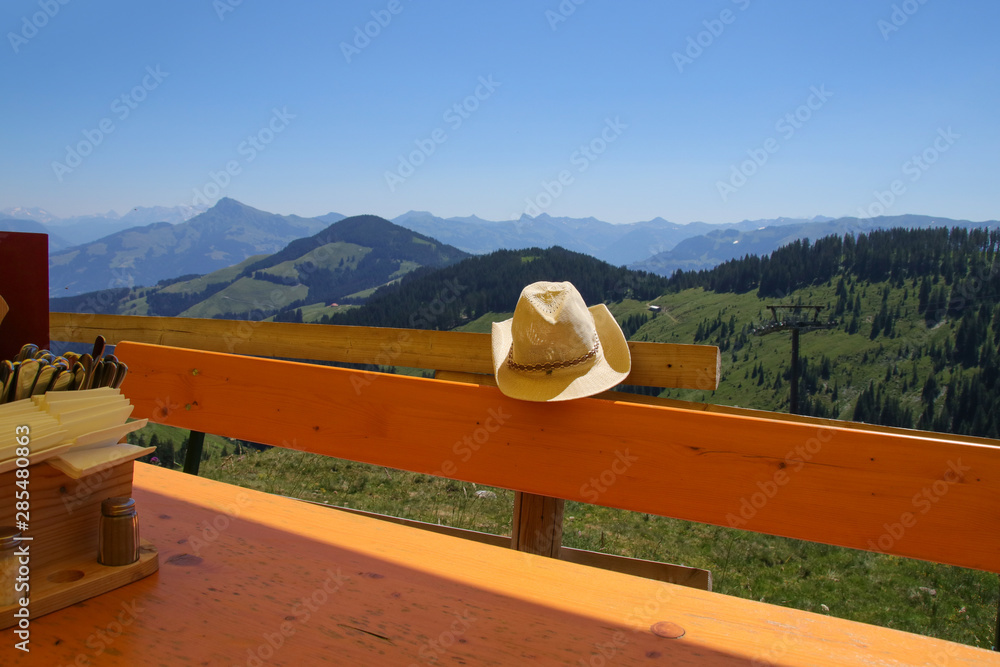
[18,463,999,666]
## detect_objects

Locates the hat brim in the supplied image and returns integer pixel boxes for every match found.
[491,304,631,402]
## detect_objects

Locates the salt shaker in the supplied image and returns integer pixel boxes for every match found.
[99,497,139,566]
[0,527,21,606]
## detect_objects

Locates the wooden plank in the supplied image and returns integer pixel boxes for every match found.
[50,312,721,389]
[292,498,713,589]
[27,463,998,665]
[115,342,1000,573]
[511,491,564,557]
[559,546,712,591]
[435,370,1000,448]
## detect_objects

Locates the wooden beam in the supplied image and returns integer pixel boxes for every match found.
[290,497,712,590]
[511,491,564,558]
[50,312,720,390]
[435,370,1000,448]
[116,342,1000,573]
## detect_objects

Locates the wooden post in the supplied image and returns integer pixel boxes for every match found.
[183,430,206,475]
[994,574,999,651]
[511,491,564,557]
[790,327,800,415]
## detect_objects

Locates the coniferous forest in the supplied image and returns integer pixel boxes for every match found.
[320,227,1000,439]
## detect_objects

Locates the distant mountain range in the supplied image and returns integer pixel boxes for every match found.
[631,215,1000,276]
[0,218,73,251]
[50,212,468,320]
[45,199,346,296]
[389,211,837,267]
[3,197,996,297]
[1,204,207,247]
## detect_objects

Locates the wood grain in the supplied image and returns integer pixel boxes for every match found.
[50,312,721,389]
[0,460,135,572]
[511,491,564,557]
[436,369,1000,447]
[299,500,713,589]
[25,464,997,665]
[0,540,158,630]
[116,342,1000,573]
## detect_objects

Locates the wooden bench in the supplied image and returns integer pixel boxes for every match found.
[112,339,1000,571]
[51,312,722,588]
[47,313,1000,664]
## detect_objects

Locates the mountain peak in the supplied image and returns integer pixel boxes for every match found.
[210,197,247,211]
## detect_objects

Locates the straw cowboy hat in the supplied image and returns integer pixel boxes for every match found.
[491,281,631,402]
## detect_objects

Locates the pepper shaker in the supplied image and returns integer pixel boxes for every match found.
[99,497,139,566]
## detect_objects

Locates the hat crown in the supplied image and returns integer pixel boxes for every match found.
[509,282,598,368]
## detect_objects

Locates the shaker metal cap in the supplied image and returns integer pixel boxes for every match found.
[101,497,136,517]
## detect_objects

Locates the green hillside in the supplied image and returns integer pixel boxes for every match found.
[50,215,470,320]
[127,226,999,648]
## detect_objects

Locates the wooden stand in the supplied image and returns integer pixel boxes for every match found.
[0,460,159,628]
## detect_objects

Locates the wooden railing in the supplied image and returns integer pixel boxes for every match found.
[51,313,1000,609]
[49,312,722,390]
[51,312,723,588]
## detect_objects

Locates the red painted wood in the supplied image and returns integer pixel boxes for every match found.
[0,232,49,360]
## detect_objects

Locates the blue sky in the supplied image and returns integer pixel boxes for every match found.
[1,0,997,224]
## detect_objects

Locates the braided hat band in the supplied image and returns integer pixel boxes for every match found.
[506,334,599,373]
